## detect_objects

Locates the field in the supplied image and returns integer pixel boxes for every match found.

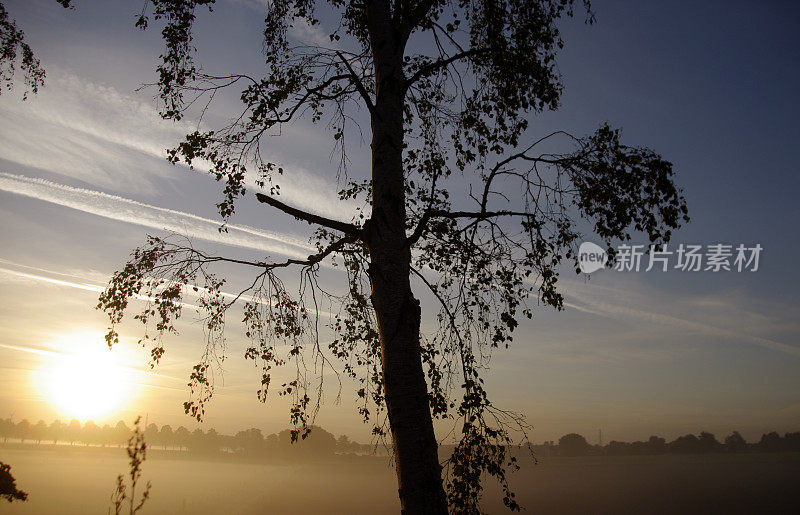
[2,445,799,513]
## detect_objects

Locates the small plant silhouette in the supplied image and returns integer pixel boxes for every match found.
[0,461,28,503]
[109,416,151,515]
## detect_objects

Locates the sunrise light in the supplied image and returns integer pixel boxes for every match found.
[42,331,133,421]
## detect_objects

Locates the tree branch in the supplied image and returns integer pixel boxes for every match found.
[400,0,436,41]
[404,48,488,90]
[408,208,536,247]
[168,234,354,272]
[336,51,376,116]
[407,210,432,246]
[406,165,441,246]
[409,266,470,384]
[255,193,361,236]
[431,209,535,221]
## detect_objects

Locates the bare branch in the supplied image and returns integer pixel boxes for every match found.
[255,192,361,237]
[407,210,432,246]
[430,209,535,220]
[336,51,376,116]
[404,48,488,90]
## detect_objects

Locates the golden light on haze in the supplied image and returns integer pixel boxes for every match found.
[37,330,138,422]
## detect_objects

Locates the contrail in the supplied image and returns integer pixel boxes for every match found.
[0,172,314,258]
[0,261,337,320]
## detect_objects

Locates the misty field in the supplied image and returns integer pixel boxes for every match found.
[2,445,799,513]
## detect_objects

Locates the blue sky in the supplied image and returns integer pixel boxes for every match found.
[0,0,798,443]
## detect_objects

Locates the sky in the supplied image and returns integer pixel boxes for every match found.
[0,0,798,444]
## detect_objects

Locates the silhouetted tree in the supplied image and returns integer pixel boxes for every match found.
[0,1,76,98]
[0,4,41,99]
[48,419,65,445]
[758,431,783,452]
[0,419,11,442]
[647,436,666,454]
[31,420,47,444]
[784,432,800,451]
[0,461,27,503]
[668,434,702,454]
[101,424,115,447]
[96,0,689,508]
[14,419,30,443]
[6,0,689,510]
[188,427,222,454]
[0,418,10,442]
[278,426,337,456]
[604,437,664,456]
[84,420,100,446]
[174,426,190,451]
[558,433,590,456]
[605,440,628,456]
[724,431,747,452]
[115,421,131,447]
[697,431,722,453]
[66,419,81,445]
[205,428,220,453]
[337,434,360,454]
[234,428,265,455]
[145,423,160,449]
[159,425,174,450]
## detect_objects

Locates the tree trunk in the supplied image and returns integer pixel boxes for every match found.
[366,8,448,512]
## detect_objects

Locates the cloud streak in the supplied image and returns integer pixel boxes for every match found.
[0,342,182,384]
[0,69,361,221]
[559,278,800,358]
[0,258,337,320]
[0,172,314,258]
[0,265,105,294]
[0,71,190,195]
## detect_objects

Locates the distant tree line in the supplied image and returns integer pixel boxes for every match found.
[529,430,800,457]
[3,419,798,459]
[0,418,381,458]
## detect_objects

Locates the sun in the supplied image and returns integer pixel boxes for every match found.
[44,331,134,421]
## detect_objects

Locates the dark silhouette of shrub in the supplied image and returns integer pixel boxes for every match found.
[0,461,27,503]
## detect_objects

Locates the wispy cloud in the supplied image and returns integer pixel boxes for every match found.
[225,0,269,10]
[0,172,313,258]
[559,278,800,358]
[0,258,110,285]
[0,69,361,221]
[0,342,182,384]
[0,263,204,313]
[0,71,191,194]
[289,19,333,47]
[0,265,105,294]
[226,0,333,46]
[0,258,337,321]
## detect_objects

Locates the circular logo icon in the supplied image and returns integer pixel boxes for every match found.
[579,242,608,274]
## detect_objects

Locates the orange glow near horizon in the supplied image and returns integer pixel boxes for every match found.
[39,331,135,422]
